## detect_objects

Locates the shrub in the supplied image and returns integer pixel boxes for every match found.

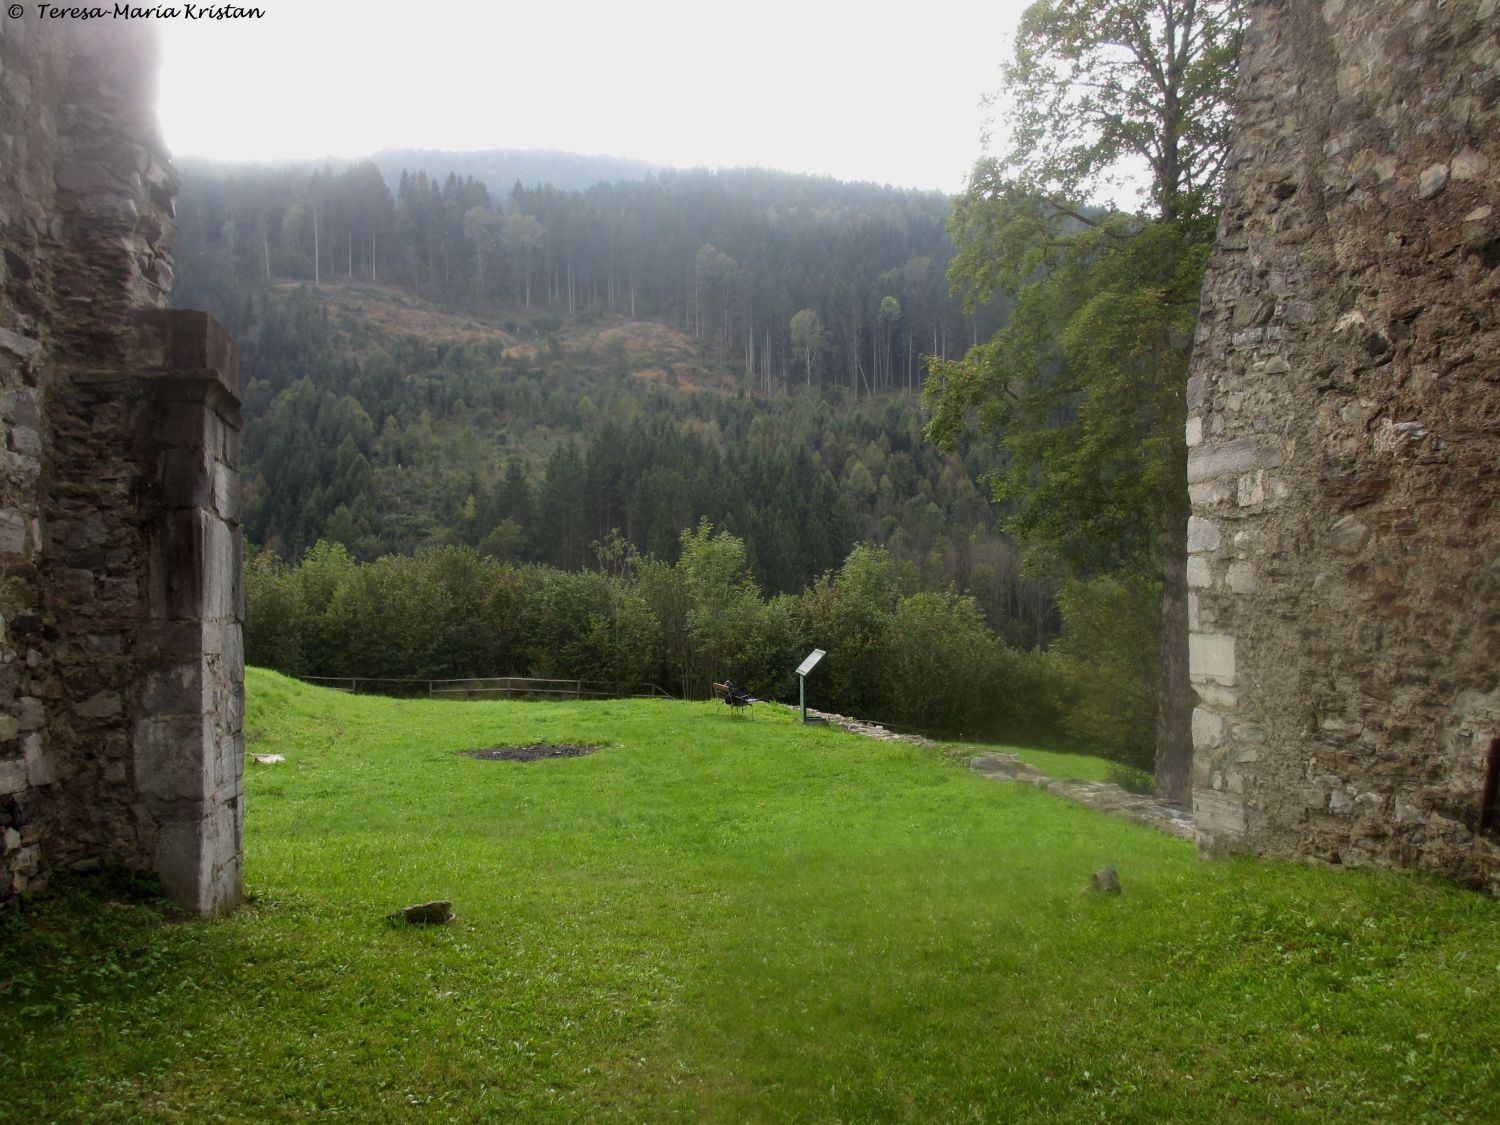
[882,590,1002,737]
[1050,574,1161,769]
[243,550,304,673]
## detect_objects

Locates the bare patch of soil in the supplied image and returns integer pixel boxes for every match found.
[461,743,604,763]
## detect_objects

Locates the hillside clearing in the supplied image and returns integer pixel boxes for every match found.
[2,670,1496,1121]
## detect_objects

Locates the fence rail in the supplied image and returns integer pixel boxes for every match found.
[297,675,674,701]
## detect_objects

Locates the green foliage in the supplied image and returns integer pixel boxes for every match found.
[244,538,1071,743]
[1000,0,1245,221]
[676,520,764,696]
[242,551,304,673]
[1050,574,1162,768]
[882,591,1002,736]
[517,567,662,685]
[927,211,1207,576]
[927,0,1245,793]
[799,545,903,720]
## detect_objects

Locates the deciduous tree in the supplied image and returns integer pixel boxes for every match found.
[925,0,1244,801]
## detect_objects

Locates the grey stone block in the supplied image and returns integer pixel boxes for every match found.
[1187,437,1263,484]
[132,715,212,806]
[0,758,26,796]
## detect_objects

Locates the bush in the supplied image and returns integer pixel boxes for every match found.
[517,567,662,686]
[243,551,304,673]
[1050,575,1161,769]
[883,591,1002,737]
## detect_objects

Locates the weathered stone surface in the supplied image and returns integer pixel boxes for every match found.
[1187,0,1500,894]
[1189,634,1236,686]
[0,21,243,913]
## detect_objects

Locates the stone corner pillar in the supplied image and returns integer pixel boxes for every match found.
[132,308,244,917]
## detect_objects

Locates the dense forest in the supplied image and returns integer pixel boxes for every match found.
[174,161,1005,397]
[172,159,1054,642]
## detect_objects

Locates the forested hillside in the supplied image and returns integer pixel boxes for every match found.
[175,159,1004,395]
[171,158,1052,642]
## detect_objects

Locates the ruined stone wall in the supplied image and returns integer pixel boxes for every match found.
[1,15,243,914]
[1188,0,1500,891]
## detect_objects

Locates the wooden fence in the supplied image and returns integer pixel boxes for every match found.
[297,675,674,701]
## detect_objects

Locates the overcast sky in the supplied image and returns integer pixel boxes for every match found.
[157,0,1032,192]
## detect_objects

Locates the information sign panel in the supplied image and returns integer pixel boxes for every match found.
[796,649,827,677]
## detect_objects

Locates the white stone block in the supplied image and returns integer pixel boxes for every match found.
[1237,471,1265,507]
[0,509,25,555]
[1185,415,1203,447]
[1192,707,1225,748]
[1190,632,1236,684]
[1189,479,1233,506]
[23,733,53,786]
[1195,682,1239,710]
[1187,556,1213,588]
[1187,516,1222,553]
[1194,789,1246,837]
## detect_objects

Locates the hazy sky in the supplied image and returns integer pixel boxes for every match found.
[157,0,1032,192]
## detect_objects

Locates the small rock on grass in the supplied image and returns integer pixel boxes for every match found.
[388,900,454,925]
[1090,866,1123,894]
[252,754,285,765]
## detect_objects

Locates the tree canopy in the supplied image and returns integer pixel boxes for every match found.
[925,0,1244,800]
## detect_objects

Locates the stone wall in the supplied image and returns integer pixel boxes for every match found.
[1,15,243,914]
[1187,0,1500,891]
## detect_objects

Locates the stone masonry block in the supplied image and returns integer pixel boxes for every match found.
[0,758,26,796]
[150,400,209,449]
[1187,436,1263,484]
[1194,789,1248,839]
[142,660,207,717]
[23,733,55,787]
[156,445,214,509]
[1189,632,1237,685]
[1226,562,1257,593]
[148,510,235,621]
[155,790,242,918]
[133,714,213,808]
[0,509,27,555]
[1187,516,1222,554]
[203,516,238,621]
[1193,707,1226,749]
[212,460,239,522]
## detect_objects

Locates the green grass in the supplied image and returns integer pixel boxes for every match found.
[3,668,1497,1122]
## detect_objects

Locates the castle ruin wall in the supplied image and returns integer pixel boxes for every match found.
[1,15,243,914]
[1188,0,1500,891]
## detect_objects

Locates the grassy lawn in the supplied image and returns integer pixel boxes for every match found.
[3,669,1497,1122]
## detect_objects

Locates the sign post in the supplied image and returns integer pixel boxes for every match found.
[796,648,827,723]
